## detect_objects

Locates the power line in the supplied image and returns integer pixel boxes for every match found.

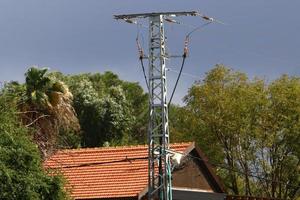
[136,24,150,92]
[186,22,212,38]
[167,68,203,79]
[168,55,186,107]
[171,150,300,190]
[47,150,300,190]
[49,156,148,169]
[167,21,213,106]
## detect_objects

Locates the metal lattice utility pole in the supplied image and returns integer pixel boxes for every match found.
[114,11,198,200]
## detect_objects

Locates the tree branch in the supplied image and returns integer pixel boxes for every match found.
[25,114,50,127]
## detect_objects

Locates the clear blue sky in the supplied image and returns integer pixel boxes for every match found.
[0,0,299,104]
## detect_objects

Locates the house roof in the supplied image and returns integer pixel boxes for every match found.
[44,142,194,199]
[44,142,224,199]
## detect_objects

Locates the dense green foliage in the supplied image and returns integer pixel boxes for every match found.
[1,66,299,199]
[0,92,67,200]
[11,67,80,158]
[4,67,148,151]
[170,65,300,199]
[49,71,148,147]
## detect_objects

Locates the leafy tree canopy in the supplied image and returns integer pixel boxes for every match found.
[49,71,148,147]
[170,65,300,199]
[0,91,67,200]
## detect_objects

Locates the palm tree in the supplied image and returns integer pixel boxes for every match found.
[25,67,52,108]
[20,67,80,158]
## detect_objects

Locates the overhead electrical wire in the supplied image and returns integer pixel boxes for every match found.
[49,148,300,190]
[136,23,149,92]
[165,13,225,106]
[186,21,211,38]
[168,51,186,107]
[138,55,149,92]
[167,68,203,79]
[121,14,220,101]
[169,149,300,190]
[167,21,212,107]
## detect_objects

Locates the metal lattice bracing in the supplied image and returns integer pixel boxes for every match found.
[148,15,171,200]
[114,11,200,200]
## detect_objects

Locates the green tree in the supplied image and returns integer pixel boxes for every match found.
[49,71,148,147]
[69,77,134,146]
[171,65,299,199]
[0,91,68,200]
[122,81,148,143]
[15,67,80,158]
[256,75,300,199]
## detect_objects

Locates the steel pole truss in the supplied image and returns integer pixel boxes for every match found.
[148,15,171,200]
[114,11,199,200]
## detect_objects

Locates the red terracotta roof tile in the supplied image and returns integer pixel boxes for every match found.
[44,142,193,199]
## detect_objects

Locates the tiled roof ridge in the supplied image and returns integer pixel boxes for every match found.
[56,142,193,153]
